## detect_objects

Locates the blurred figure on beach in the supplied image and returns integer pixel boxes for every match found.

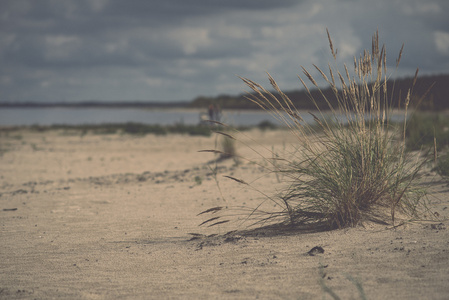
[207,103,221,122]
[208,104,214,121]
[200,103,222,124]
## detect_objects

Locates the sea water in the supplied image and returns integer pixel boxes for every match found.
[0,107,407,127]
[0,107,288,127]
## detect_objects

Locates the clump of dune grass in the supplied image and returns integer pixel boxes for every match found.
[200,30,429,229]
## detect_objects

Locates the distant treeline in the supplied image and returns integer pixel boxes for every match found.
[189,74,449,111]
[1,74,447,111]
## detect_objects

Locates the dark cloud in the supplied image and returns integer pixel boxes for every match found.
[1,0,301,32]
[343,0,449,74]
[0,0,447,102]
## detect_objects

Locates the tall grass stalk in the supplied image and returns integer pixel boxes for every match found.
[200,30,428,229]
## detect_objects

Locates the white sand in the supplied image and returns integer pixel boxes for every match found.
[1,128,448,299]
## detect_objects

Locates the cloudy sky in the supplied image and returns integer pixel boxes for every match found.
[1,0,448,103]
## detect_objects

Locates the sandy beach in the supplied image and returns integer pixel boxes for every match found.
[1,128,448,299]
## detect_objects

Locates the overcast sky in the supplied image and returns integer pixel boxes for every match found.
[1,0,448,103]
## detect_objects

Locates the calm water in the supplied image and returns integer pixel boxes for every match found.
[0,107,291,127]
[0,107,407,127]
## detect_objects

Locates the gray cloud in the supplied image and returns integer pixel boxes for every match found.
[0,0,448,102]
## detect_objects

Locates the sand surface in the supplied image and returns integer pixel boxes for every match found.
[1,128,448,299]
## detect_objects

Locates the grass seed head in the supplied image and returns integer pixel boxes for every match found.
[200,30,429,230]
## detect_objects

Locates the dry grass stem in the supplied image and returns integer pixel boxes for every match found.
[200,29,429,230]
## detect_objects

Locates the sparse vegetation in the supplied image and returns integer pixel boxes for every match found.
[257,120,277,131]
[403,111,449,179]
[200,30,430,229]
[318,264,367,300]
[194,176,203,186]
[0,122,213,137]
[405,112,449,151]
[435,151,449,178]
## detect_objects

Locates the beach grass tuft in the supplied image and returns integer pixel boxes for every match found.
[200,30,429,229]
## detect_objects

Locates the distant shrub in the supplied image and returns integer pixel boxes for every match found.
[405,113,449,151]
[257,120,277,131]
[170,123,212,136]
[435,151,449,178]
[22,123,212,136]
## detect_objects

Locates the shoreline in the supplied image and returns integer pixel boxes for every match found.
[0,106,415,128]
